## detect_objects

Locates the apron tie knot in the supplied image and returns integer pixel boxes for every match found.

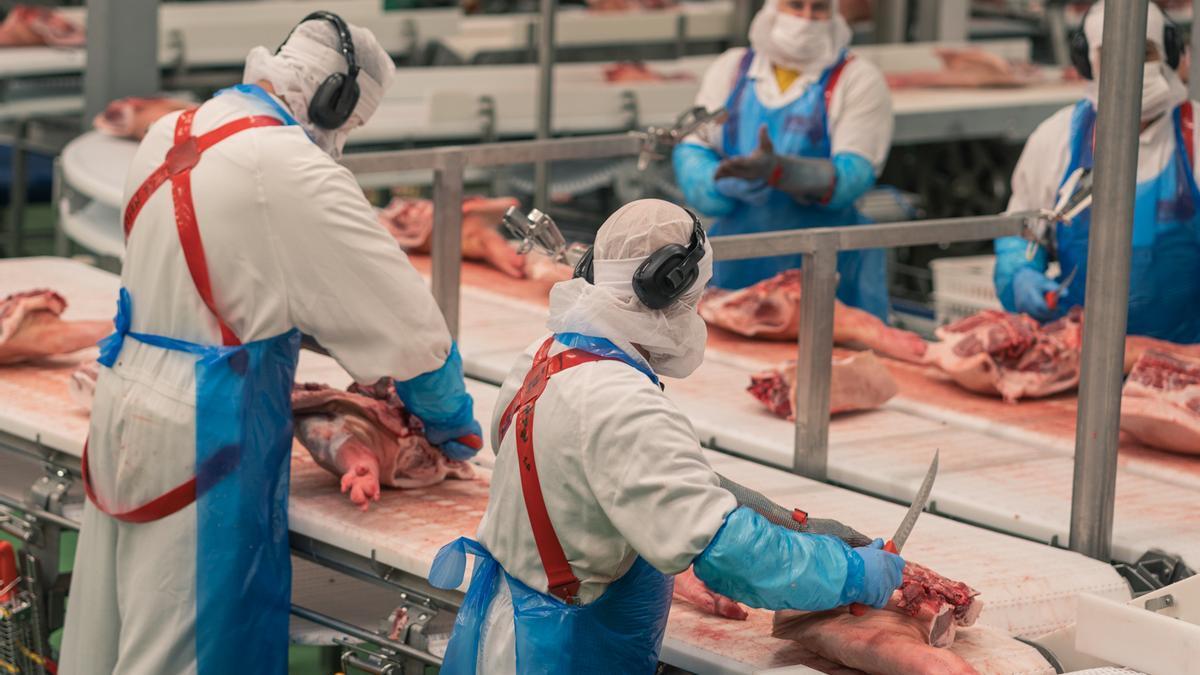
[97,288,133,368]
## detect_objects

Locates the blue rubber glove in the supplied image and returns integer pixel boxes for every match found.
[715,176,772,206]
[995,235,1048,312]
[393,343,482,461]
[850,539,906,609]
[1012,267,1061,321]
[693,507,864,611]
[673,142,738,217]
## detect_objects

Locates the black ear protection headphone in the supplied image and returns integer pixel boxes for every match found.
[1070,1,1183,80]
[573,208,708,310]
[277,11,360,129]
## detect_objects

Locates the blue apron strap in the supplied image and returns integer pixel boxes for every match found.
[722,49,757,156]
[215,83,300,127]
[98,288,227,367]
[552,332,659,385]
[430,537,494,590]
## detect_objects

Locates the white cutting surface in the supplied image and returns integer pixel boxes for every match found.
[0,256,1127,672]
[0,46,85,79]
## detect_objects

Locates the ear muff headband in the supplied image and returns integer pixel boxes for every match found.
[277,11,361,129]
[573,209,708,310]
[1070,2,1182,81]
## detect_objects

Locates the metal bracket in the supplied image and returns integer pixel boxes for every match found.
[401,18,420,64]
[28,466,73,517]
[477,95,497,144]
[619,90,639,132]
[165,28,187,75]
[1143,594,1175,613]
[1114,549,1195,595]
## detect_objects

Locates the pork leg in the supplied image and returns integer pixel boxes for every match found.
[672,566,749,620]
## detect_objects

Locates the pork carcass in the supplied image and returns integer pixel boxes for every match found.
[924,309,1083,402]
[748,352,899,420]
[885,48,1045,89]
[1121,350,1200,455]
[672,566,749,620]
[774,563,982,673]
[0,290,110,365]
[68,360,100,411]
[93,97,196,141]
[0,6,85,47]
[603,62,692,83]
[377,196,526,278]
[698,270,928,364]
[291,381,474,510]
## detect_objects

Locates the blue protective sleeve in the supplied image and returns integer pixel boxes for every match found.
[673,142,739,218]
[693,507,865,611]
[994,236,1048,312]
[392,343,475,434]
[825,152,877,211]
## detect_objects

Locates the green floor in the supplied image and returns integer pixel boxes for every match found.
[4,204,332,673]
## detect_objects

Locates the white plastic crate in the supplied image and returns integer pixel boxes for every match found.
[930,254,1061,326]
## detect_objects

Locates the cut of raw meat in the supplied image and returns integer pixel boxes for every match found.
[291,381,474,510]
[748,351,899,420]
[0,290,110,365]
[93,97,196,141]
[586,0,677,11]
[885,48,1046,89]
[774,562,982,673]
[377,196,525,278]
[523,250,574,288]
[68,360,99,411]
[925,309,1082,402]
[698,270,928,363]
[1121,350,1200,455]
[603,62,692,83]
[672,566,748,620]
[0,6,85,47]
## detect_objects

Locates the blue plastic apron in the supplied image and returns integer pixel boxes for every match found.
[430,334,673,674]
[713,49,888,321]
[85,85,302,675]
[1056,100,1200,343]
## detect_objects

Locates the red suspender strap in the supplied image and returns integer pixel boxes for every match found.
[1183,101,1195,165]
[123,110,282,347]
[82,439,198,523]
[498,337,619,603]
[823,55,853,112]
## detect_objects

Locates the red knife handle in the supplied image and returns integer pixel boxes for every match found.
[847,539,898,616]
[1044,290,1060,311]
[457,434,483,450]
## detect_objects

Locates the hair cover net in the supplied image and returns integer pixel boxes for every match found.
[1084,1,1166,58]
[243,18,396,158]
[546,199,713,379]
[748,0,851,73]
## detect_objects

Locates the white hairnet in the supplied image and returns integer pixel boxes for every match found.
[243,18,396,158]
[1084,1,1167,69]
[546,199,713,379]
[748,0,851,73]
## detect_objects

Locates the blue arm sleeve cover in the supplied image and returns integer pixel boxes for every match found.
[673,142,738,218]
[825,152,877,211]
[994,236,1048,312]
[392,342,474,433]
[693,507,865,611]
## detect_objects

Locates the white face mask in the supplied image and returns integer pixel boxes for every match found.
[769,15,835,67]
[1140,62,1182,122]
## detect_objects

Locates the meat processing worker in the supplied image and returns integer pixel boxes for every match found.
[428,199,905,674]
[995,0,1200,343]
[673,0,894,321]
[59,13,483,675]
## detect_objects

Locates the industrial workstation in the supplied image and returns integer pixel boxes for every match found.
[0,0,1197,673]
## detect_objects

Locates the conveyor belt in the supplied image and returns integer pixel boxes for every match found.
[0,256,1126,673]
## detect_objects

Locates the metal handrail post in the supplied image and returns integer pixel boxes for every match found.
[792,245,839,479]
[534,0,556,211]
[1192,0,1200,100]
[431,149,466,339]
[1069,0,1148,561]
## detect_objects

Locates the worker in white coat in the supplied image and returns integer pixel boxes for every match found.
[59,13,482,674]
[996,1,1200,343]
[674,0,894,320]
[429,199,905,674]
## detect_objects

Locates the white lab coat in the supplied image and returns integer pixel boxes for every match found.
[59,89,451,674]
[473,336,738,673]
[684,47,894,173]
[1006,99,1200,216]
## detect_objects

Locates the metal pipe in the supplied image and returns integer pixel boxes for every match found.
[534,0,556,211]
[873,0,907,44]
[431,152,466,339]
[1192,0,1200,100]
[339,134,641,175]
[1046,2,1071,68]
[792,247,838,480]
[1069,0,1148,562]
[289,604,443,666]
[83,0,160,123]
[5,119,28,257]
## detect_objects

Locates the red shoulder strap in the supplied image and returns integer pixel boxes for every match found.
[1182,101,1194,165]
[823,55,853,111]
[498,337,621,603]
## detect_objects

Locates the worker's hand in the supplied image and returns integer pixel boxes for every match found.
[851,539,905,609]
[425,418,484,461]
[714,176,772,206]
[1012,267,1061,321]
[714,125,779,183]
